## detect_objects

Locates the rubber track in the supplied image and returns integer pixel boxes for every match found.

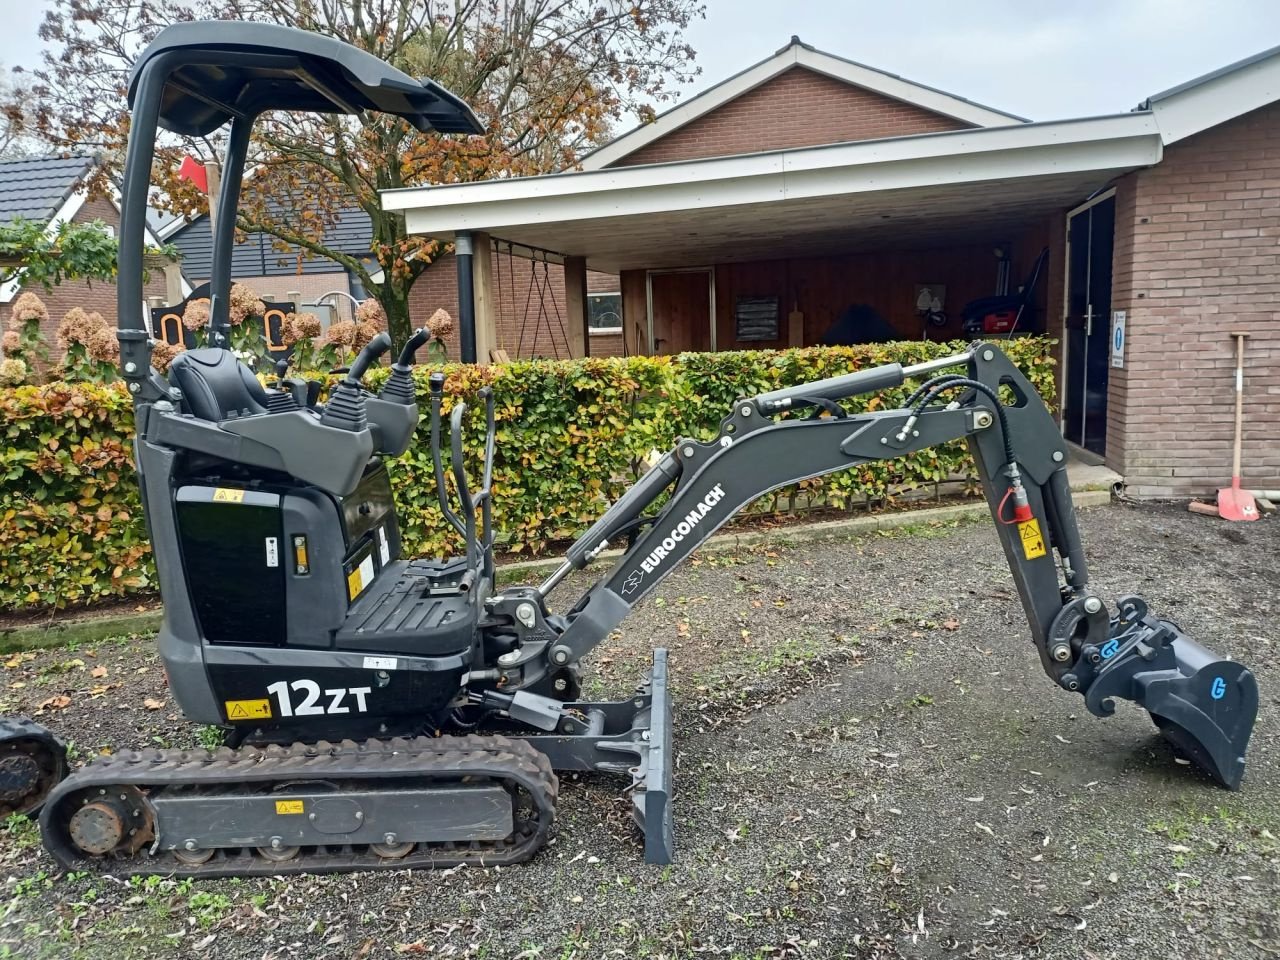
[39,734,558,879]
[0,715,67,816]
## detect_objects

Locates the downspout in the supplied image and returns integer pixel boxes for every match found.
[455,231,477,363]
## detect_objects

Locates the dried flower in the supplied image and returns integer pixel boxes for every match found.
[228,283,265,326]
[284,312,321,345]
[182,300,210,331]
[2,330,19,355]
[325,320,357,348]
[85,324,120,363]
[426,308,454,340]
[353,321,378,350]
[9,292,49,328]
[57,307,107,348]
[0,357,27,386]
[151,339,185,372]
[355,298,386,326]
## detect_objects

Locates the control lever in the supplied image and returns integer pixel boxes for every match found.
[380,328,430,405]
[320,332,392,432]
[345,331,393,386]
[429,372,466,537]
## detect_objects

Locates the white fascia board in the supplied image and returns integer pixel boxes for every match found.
[384,113,1160,239]
[580,44,1024,171]
[0,188,90,303]
[1148,51,1280,144]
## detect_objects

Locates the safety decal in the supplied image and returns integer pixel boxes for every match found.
[1018,517,1047,560]
[1100,638,1120,660]
[274,800,304,815]
[224,698,272,721]
[212,487,245,503]
[347,555,374,600]
[1211,677,1227,700]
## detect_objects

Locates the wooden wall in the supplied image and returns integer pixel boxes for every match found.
[618,222,1060,355]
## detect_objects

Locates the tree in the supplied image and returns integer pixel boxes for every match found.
[17,0,703,346]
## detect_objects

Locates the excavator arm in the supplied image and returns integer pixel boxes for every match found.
[537,343,1258,792]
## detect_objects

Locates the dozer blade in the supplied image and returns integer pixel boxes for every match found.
[1084,619,1258,790]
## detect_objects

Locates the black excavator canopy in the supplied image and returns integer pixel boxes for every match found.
[127,20,483,137]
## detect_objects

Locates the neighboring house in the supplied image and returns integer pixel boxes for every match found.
[170,206,622,355]
[0,154,174,355]
[384,36,1280,499]
[168,206,377,322]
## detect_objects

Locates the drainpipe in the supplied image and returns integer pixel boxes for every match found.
[455,231,477,363]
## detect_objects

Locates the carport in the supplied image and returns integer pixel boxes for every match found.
[382,112,1163,453]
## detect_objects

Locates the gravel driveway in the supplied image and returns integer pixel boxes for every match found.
[1,502,1276,959]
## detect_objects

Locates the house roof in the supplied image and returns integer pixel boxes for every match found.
[0,154,97,224]
[383,112,1162,273]
[168,205,374,281]
[1138,41,1280,144]
[579,36,1028,170]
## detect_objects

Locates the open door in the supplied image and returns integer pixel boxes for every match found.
[1063,194,1115,455]
[648,269,714,355]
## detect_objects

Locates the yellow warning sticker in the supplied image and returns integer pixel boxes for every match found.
[224,698,272,721]
[275,800,304,815]
[1018,517,1047,560]
[213,488,245,503]
[346,566,363,600]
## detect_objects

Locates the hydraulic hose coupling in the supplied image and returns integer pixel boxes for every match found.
[1005,463,1033,523]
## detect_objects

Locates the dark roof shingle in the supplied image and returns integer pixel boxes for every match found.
[169,206,374,281]
[0,154,97,224]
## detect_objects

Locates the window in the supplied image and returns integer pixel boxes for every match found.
[734,295,780,342]
[588,292,622,333]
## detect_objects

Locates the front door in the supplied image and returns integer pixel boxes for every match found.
[1063,194,1115,455]
[649,269,713,355]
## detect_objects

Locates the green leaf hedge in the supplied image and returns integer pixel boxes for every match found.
[0,338,1055,611]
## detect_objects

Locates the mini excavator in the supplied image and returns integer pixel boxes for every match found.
[1,22,1259,877]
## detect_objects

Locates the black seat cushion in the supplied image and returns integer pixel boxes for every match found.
[168,348,270,422]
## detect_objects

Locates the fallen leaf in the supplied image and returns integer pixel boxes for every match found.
[1166,844,1192,853]
[942,618,960,631]
[143,697,165,710]
[90,665,109,679]
[37,695,72,712]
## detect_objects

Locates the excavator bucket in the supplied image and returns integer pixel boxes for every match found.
[1083,609,1258,790]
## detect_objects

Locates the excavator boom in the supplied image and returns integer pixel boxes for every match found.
[540,343,1258,791]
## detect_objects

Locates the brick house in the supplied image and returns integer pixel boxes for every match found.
[0,155,176,356]
[383,37,1280,499]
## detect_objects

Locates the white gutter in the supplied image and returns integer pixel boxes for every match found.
[382,113,1162,238]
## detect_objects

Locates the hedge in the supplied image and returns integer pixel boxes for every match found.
[0,338,1055,611]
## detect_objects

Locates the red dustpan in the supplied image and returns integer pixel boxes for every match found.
[1218,333,1259,522]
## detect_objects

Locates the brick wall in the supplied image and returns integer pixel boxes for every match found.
[612,67,970,167]
[1109,100,1280,497]
[409,250,622,360]
[13,196,169,363]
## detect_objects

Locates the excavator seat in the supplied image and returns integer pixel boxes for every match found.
[168,347,271,422]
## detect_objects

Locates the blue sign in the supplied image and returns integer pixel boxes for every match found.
[1211,676,1227,700]
[1100,638,1120,660]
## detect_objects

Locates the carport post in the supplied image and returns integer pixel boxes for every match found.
[565,255,590,358]
[471,232,496,364]
[455,231,477,363]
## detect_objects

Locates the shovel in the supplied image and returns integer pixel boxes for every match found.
[1217,332,1259,522]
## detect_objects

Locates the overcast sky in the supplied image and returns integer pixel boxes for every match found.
[2,0,1279,122]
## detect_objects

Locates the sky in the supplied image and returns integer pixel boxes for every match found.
[2,0,1279,122]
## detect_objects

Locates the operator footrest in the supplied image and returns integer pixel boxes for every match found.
[335,558,478,656]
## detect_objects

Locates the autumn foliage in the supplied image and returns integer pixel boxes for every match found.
[17,0,704,346]
[0,339,1057,611]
